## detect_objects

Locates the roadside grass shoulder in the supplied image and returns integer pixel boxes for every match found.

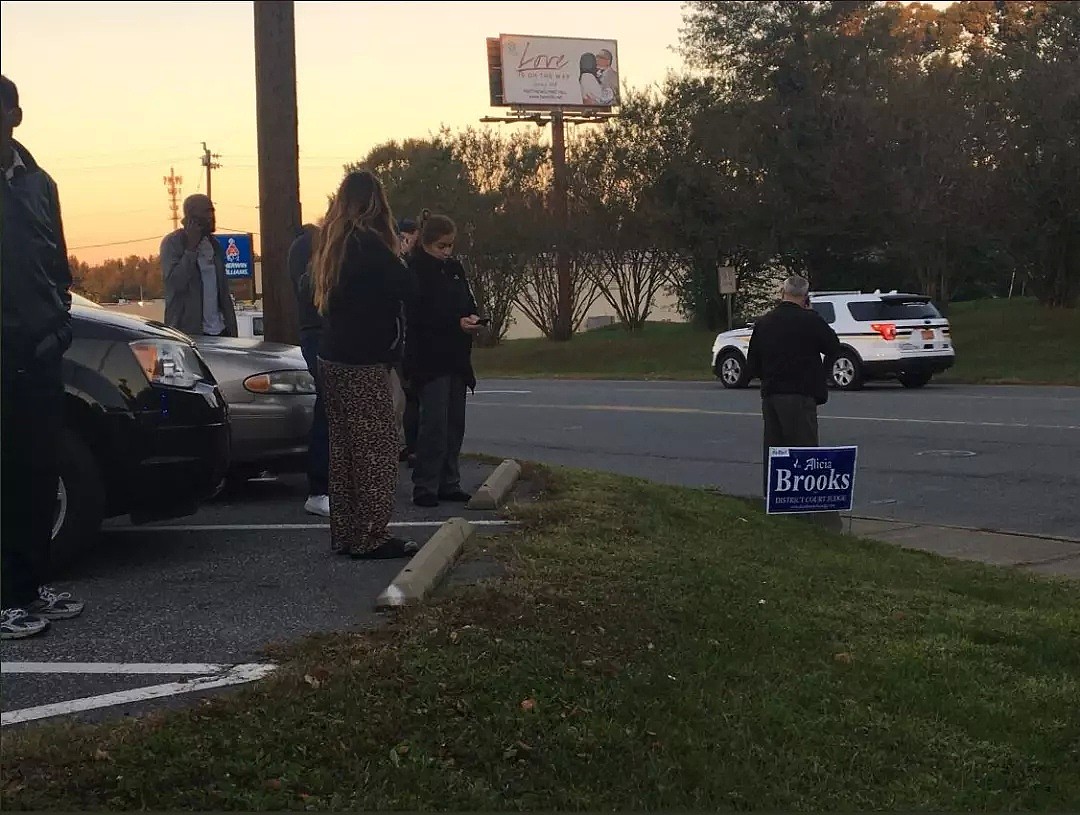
[2,466,1078,810]
[473,299,1079,386]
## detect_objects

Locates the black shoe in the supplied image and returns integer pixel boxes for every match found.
[1,608,50,640]
[27,586,85,620]
[413,493,439,508]
[350,537,420,560]
[438,489,473,503]
[398,448,411,463]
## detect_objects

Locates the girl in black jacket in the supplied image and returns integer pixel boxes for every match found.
[310,170,418,559]
[404,214,484,508]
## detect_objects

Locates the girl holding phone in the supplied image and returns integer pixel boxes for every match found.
[403,212,484,508]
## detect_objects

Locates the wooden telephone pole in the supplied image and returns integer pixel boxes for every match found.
[201,142,221,200]
[253,0,301,344]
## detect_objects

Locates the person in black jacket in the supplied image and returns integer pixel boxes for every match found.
[1,75,85,639]
[404,214,484,508]
[746,275,842,494]
[288,222,329,517]
[310,170,419,560]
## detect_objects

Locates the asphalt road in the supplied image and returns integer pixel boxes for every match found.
[465,379,1080,540]
[1,461,504,727]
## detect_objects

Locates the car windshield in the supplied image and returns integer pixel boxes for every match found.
[848,299,942,321]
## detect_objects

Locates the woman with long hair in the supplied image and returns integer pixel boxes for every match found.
[310,170,418,559]
[404,212,484,508]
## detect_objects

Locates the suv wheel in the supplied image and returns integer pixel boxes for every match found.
[716,350,750,388]
[898,371,933,388]
[830,350,865,391]
[52,429,106,566]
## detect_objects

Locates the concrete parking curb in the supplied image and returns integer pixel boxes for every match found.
[375,518,475,611]
[467,459,523,510]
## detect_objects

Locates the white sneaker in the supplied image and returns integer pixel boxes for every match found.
[304,495,330,517]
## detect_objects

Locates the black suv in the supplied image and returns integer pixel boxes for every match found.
[54,300,230,563]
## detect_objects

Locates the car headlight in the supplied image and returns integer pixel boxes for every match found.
[129,340,205,389]
[243,370,317,395]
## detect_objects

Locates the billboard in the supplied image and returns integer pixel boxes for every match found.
[214,233,254,279]
[493,34,620,109]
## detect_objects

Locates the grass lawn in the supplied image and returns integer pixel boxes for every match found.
[3,467,1078,811]
[473,298,1080,385]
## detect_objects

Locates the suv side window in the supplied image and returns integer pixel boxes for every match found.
[811,302,836,324]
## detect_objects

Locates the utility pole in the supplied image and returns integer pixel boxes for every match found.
[253,0,301,344]
[163,167,183,231]
[549,110,572,342]
[201,142,221,201]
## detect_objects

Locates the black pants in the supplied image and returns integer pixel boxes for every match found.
[299,329,330,497]
[412,375,467,500]
[403,385,419,454]
[761,394,819,496]
[1,358,62,609]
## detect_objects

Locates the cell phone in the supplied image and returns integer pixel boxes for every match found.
[476,317,491,326]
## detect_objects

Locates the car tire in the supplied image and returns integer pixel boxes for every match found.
[716,350,750,389]
[898,371,933,388]
[52,429,106,566]
[830,350,865,391]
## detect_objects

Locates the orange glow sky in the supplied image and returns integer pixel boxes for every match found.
[1,0,687,263]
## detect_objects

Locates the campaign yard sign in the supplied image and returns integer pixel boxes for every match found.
[766,446,858,514]
[214,233,254,279]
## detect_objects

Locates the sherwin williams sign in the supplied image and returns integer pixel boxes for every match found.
[214,233,254,279]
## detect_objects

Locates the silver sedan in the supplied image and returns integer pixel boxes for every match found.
[193,336,315,480]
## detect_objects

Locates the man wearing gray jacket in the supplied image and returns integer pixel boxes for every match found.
[160,194,238,337]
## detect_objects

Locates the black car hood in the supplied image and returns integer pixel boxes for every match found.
[72,304,194,344]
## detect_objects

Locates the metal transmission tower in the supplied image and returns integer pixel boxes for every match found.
[163,167,183,230]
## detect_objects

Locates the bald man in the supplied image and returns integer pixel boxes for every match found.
[160,194,238,337]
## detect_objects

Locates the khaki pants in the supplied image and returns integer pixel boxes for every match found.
[389,368,407,451]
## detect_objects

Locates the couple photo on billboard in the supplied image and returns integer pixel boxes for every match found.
[579,47,618,107]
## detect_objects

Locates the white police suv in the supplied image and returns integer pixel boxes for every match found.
[711,290,955,391]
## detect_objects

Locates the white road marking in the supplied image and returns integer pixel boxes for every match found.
[1,663,276,727]
[3,662,241,675]
[469,401,1080,431]
[101,520,518,533]
[473,389,532,394]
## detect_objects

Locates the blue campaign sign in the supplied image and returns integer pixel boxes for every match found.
[766,446,858,514]
[214,233,254,279]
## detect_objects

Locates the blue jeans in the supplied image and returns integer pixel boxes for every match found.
[299,329,330,497]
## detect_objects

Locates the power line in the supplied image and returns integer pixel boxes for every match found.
[69,235,163,251]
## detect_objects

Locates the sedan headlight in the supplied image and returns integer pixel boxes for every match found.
[129,340,205,389]
[243,370,317,395]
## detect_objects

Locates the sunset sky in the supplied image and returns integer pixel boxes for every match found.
[1,0,688,264]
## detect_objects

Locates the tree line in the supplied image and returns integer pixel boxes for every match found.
[75,1,1077,341]
[352,0,1078,343]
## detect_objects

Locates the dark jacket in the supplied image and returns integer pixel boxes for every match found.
[318,228,417,367]
[159,229,239,337]
[746,300,841,404]
[404,249,478,390]
[288,226,323,334]
[1,139,73,369]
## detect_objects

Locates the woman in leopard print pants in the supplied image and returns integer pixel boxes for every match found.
[309,170,419,559]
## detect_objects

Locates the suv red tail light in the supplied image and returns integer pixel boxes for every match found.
[870,322,898,341]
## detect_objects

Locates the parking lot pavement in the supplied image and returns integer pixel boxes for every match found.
[1,459,508,727]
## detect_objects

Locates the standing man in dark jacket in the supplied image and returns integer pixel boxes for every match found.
[1,75,85,639]
[288,223,329,517]
[159,194,238,338]
[746,275,841,495]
